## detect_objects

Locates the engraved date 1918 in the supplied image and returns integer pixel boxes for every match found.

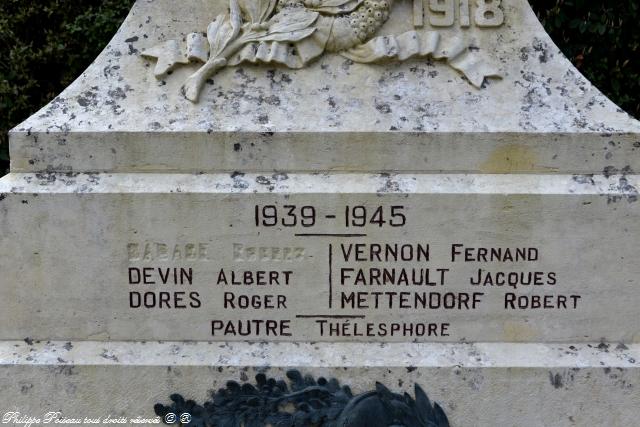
[254,205,407,228]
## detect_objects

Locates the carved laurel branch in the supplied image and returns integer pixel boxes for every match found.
[142,0,501,102]
[154,370,451,427]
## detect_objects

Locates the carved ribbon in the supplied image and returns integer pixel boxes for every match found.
[342,31,501,88]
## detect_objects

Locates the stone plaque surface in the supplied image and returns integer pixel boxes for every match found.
[1,173,638,342]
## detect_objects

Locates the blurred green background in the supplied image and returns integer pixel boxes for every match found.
[1,0,638,175]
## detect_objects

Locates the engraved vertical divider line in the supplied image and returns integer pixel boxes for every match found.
[329,243,333,309]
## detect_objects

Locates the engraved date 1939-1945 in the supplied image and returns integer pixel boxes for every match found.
[254,205,407,228]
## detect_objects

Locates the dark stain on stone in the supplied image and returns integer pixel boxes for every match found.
[406,366,417,373]
[378,174,401,193]
[54,366,76,376]
[263,95,280,106]
[572,174,595,185]
[549,372,563,389]
[63,342,73,351]
[77,96,91,107]
[235,68,257,85]
[108,87,127,100]
[611,176,638,203]
[24,337,34,346]
[375,102,392,114]
[605,166,638,204]
[100,350,119,362]
[103,64,121,79]
[232,172,249,189]
[256,176,271,185]
[77,87,100,108]
[519,47,529,62]
[266,70,292,88]
[86,173,101,185]
[233,143,242,152]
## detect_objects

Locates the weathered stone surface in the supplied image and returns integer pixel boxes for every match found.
[1,341,638,426]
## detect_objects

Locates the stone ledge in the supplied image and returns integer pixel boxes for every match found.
[1,172,638,195]
[1,342,638,425]
[8,132,640,174]
[3,341,638,368]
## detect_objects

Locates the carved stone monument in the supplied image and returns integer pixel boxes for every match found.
[0,0,638,425]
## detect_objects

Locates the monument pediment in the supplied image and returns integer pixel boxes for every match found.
[8,0,640,174]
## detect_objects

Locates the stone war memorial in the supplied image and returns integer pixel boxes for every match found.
[0,0,639,425]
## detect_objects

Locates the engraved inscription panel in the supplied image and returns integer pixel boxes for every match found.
[112,191,637,343]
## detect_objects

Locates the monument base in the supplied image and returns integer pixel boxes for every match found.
[1,341,638,426]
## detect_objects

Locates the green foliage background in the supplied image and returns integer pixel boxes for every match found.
[1,0,639,175]
[534,0,639,117]
[0,0,135,175]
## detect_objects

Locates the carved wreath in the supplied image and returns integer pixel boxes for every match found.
[155,370,451,426]
[143,0,500,102]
